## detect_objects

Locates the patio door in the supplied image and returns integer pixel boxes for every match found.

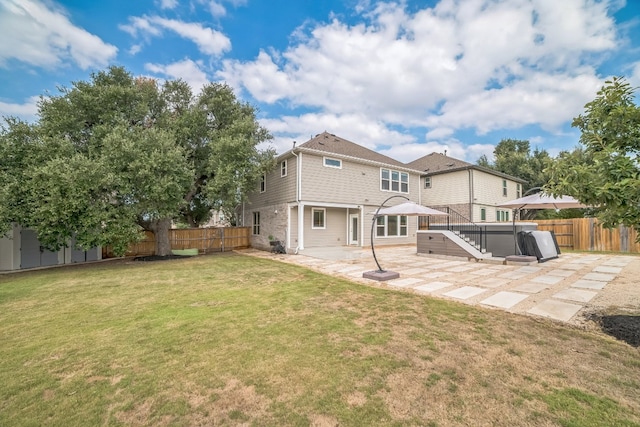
[349,214,359,245]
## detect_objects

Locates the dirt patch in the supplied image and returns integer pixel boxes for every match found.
[588,312,640,347]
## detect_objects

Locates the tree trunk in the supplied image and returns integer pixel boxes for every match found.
[150,217,173,256]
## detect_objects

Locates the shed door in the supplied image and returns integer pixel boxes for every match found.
[20,229,58,268]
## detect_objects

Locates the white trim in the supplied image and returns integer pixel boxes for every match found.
[311,208,326,229]
[349,213,359,245]
[292,201,361,209]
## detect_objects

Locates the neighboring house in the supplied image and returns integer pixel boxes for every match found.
[408,153,526,223]
[243,132,526,253]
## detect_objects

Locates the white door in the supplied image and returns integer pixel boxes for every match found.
[349,214,359,245]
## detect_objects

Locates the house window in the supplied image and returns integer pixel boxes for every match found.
[281,160,287,177]
[502,180,507,197]
[516,183,521,198]
[260,174,266,193]
[323,157,342,168]
[424,176,431,189]
[312,208,326,229]
[252,212,260,235]
[381,169,409,193]
[375,215,408,237]
[495,210,509,222]
[480,208,486,221]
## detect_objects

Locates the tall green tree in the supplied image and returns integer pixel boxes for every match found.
[478,138,552,192]
[0,67,275,256]
[546,77,640,230]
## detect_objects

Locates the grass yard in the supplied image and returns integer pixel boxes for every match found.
[1,253,639,426]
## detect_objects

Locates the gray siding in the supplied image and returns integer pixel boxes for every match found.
[246,154,298,209]
[299,153,420,206]
[303,207,347,247]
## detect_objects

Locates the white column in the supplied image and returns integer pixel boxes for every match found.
[298,203,305,250]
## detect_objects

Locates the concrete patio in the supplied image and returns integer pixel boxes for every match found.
[241,245,639,325]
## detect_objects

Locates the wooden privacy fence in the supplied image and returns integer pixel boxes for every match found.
[103,227,251,258]
[533,218,640,253]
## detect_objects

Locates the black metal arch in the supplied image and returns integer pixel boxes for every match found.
[370,195,409,272]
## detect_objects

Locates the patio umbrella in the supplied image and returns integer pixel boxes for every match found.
[365,197,449,281]
[498,193,588,255]
[498,193,588,210]
[373,201,449,217]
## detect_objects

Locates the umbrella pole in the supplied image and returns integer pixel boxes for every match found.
[371,195,409,272]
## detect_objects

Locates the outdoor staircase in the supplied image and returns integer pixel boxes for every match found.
[423,206,489,254]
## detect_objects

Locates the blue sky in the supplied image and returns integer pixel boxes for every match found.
[1,0,639,163]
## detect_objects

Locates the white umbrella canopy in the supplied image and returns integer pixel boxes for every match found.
[373,201,449,217]
[498,193,588,210]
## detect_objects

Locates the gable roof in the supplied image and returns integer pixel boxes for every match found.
[407,152,527,184]
[297,132,407,169]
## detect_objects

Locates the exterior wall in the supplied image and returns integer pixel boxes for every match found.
[246,202,290,251]
[303,207,348,247]
[0,224,20,271]
[299,153,421,207]
[246,154,298,209]
[422,169,522,223]
[422,170,470,206]
[472,171,521,223]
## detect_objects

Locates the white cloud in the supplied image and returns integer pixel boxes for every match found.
[218,0,621,153]
[145,59,210,91]
[208,1,226,17]
[0,96,39,122]
[158,0,178,9]
[0,0,117,69]
[120,15,231,56]
[259,112,415,155]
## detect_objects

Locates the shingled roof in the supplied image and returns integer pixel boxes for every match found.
[407,152,473,173]
[407,152,526,183]
[298,132,407,168]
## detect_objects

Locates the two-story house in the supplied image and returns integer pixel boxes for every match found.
[408,153,527,224]
[243,132,525,253]
[243,132,423,252]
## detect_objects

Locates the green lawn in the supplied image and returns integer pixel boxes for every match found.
[1,253,639,426]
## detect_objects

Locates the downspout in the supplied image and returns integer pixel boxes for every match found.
[291,144,301,253]
[468,168,474,221]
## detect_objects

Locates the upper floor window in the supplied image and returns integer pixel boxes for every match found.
[312,208,326,229]
[502,179,507,197]
[260,173,266,193]
[381,168,409,193]
[281,160,287,177]
[516,183,521,198]
[424,176,431,189]
[480,208,486,221]
[323,157,342,168]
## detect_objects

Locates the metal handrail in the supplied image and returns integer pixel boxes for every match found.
[425,206,487,253]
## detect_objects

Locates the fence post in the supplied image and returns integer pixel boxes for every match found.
[221,227,225,252]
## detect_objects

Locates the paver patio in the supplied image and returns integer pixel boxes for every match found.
[244,246,637,324]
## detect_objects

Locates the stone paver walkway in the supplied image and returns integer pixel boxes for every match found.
[241,246,637,324]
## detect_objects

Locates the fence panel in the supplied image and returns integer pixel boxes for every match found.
[533,218,640,253]
[535,221,573,249]
[103,227,251,258]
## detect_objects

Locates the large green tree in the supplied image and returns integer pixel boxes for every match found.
[478,138,552,192]
[0,67,274,256]
[546,77,640,229]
